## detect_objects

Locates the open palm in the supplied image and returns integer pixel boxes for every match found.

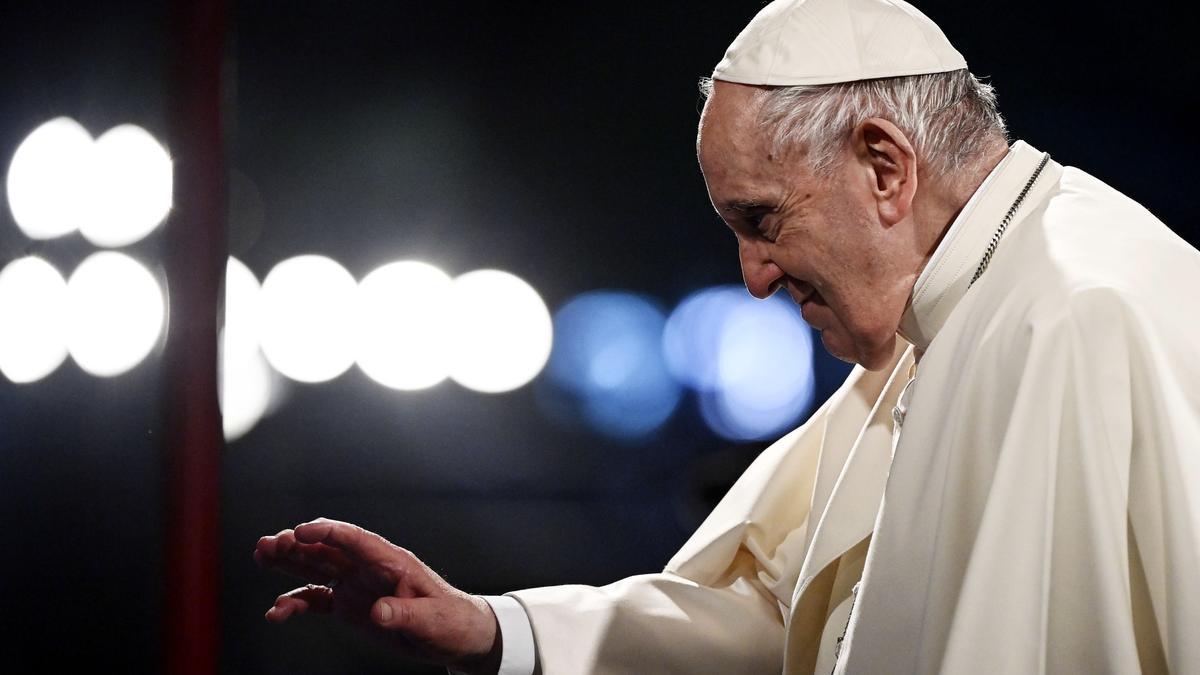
[254,517,500,673]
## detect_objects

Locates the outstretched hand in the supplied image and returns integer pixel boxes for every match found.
[254,518,501,674]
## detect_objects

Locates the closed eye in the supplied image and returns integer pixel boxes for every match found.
[722,199,775,241]
[744,212,774,242]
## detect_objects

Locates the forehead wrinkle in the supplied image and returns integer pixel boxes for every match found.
[700,82,783,220]
[700,84,768,153]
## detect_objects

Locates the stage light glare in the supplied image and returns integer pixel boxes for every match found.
[6,117,94,240]
[354,260,453,390]
[220,257,274,440]
[447,269,552,393]
[223,257,262,358]
[259,255,357,383]
[546,291,681,438]
[66,252,165,377]
[220,331,274,442]
[82,125,172,248]
[0,257,69,383]
[698,291,816,440]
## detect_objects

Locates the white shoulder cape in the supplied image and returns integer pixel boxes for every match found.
[509,142,1200,674]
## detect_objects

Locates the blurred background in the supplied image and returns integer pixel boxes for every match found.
[0,1,1192,673]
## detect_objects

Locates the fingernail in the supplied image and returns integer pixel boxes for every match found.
[378,603,392,623]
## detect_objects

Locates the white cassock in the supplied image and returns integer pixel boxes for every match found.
[493,140,1200,674]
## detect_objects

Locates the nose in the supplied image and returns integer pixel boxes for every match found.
[738,237,784,299]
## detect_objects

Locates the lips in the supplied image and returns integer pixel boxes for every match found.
[797,286,827,325]
[789,280,816,305]
[782,279,834,330]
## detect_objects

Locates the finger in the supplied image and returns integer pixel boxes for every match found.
[294,518,395,563]
[254,529,294,561]
[265,584,335,623]
[257,531,352,582]
[257,554,344,588]
[267,541,349,579]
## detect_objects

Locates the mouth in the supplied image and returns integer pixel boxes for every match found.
[800,289,826,312]
[790,281,828,325]
[788,280,816,305]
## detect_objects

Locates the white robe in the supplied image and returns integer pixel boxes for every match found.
[508,140,1200,674]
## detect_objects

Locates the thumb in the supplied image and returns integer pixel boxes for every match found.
[371,595,501,668]
[372,596,421,632]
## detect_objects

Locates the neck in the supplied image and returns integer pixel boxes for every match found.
[910,142,1010,286]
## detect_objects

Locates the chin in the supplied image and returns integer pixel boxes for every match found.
[855,333,899,371]
[819,330,857,365]
[822,329,897,371]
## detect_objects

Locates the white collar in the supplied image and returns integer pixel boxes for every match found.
[897,140,1060,352]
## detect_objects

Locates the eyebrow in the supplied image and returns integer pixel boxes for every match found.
[722,199,770,214]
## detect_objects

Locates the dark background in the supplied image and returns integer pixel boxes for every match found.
[0,1,1192,673]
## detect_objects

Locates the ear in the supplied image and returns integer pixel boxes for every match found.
[851,118,917,226]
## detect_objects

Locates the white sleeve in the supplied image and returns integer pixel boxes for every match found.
[507,572,786,673]
[448,595,537,675]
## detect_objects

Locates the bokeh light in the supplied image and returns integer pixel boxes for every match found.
[221,257,274,441]
[664,285,816,440]
[545,291,681,439]
[700,295,816,440]
[6,117,94,240]
[661,286,746,391]
[0,256,69,383]
[65,252,165,377]
[354,260,453,390]
[220,346,274,442]
[447,269,552,393]
[224,257,262,357]
[82,124,173,248]
[259,255,357,383]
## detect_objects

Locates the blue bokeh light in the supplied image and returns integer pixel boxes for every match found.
[661,286,746,391]
[664,285,816,441]
[544,291,682,439]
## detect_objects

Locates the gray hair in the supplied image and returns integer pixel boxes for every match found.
[700,69,1008,178]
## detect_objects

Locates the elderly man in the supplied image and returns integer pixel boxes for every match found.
[254,0,1200,672]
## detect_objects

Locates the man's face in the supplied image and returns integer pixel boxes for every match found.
[697,81,912,370]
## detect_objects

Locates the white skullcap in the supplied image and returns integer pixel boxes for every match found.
[713,0,967,86]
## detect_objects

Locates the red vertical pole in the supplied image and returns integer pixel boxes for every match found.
[163,1,227,674]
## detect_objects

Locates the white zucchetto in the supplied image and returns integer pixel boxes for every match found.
[713,0,967,86]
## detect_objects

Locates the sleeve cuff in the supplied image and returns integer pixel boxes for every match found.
[448,595,537,675]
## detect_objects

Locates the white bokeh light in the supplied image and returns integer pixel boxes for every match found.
[354,260,453,390]
[220,257,274,441]
[6,118,94,240]
[66,251,165,377]
[0,257,69,383]
[448,269,552,393]
[220,343,274,442]
[82,124,173,248]
[259,255,357,383]
[224,257,262,355]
